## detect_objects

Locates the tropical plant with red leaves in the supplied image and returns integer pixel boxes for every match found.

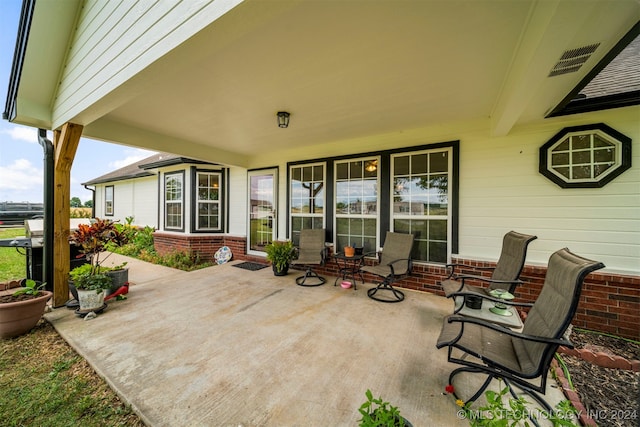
[69,218,127,271]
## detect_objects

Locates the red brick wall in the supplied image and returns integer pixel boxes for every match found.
[153,232,224,261]
[153,233,640,340]
[316,255,639,340]
[153,233,256,263]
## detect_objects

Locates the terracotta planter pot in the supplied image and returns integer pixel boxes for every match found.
[344,246,355,257]
[0,290,52,339]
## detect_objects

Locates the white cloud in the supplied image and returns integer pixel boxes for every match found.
[1,125,40,143]
[0,158,43,202]
[0,158,43,190]
[109,149,156,169]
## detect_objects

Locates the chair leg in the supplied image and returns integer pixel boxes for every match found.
[448,366,495,405]
[367,280,405,303]
[296,267,326,287]
[448,367,552,427]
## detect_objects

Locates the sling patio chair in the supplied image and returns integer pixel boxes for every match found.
[290,228,327,287]
[436,248,604,414]
[361,232,414,303]
[441,231,537,309]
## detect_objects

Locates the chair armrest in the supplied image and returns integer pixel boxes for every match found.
[446,263,495,278]
[386,257,412,276]
[446,315,572,347]
[457,274,524,286]
[457,274,525,294]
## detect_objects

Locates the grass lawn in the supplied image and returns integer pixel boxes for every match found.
[1,227,144,426]
[0,321,144,426]
[0,227,27,283]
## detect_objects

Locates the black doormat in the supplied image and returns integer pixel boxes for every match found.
[232,261,269,271]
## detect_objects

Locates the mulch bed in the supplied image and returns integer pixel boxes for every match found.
[557,329,640,427]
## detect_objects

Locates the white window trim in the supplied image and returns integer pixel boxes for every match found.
[390,147,452,264]
[164,172,183,230]
[333,156,381,251]
[289,162,326,233]
[105,185,114,216]
[546,130,622,184]
[195,171,222,231]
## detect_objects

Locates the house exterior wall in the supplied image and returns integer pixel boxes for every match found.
[51,0,243,128]
[89,107,639,339]
[248,106,639,276]
[92,177,158,227]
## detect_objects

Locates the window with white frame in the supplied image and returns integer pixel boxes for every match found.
[335,158,379,253]
[290,163,325,245]
[391,149,450,263]
[105,186,114,216]
[164,172,183,230]
[539,124,631,188]
[196,172,221,231]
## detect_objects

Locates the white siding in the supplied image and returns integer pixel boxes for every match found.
[52,0,242,128]
[227,166,247,236]
[93,177,158,228]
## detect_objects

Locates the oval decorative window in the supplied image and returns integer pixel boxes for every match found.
[539,123,631,188]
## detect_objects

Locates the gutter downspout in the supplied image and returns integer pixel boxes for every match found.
[83,184,95,218]
[37,129,54,291]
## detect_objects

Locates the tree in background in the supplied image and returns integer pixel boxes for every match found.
[70,197,82,208]
[84,200,93,208]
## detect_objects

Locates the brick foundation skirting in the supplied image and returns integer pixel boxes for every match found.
[152,233,640,340]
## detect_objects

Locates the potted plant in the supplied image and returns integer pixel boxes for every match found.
[102,262,129,295]
[0,279,52,339]
[68,266,112,311]
[264,240,295,276]
[68,218,129,311]
[358,389,412,427]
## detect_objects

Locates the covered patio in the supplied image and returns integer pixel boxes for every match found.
[45,254,566,426]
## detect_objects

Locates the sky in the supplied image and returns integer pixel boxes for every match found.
[0,0,155,205]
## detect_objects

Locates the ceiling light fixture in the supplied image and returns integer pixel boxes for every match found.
[365,160,377,172]
[277,111,290,128]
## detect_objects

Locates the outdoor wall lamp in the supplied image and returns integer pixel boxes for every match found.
[277,111,290,128]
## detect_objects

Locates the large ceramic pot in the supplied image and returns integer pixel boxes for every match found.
[77,289,106,311]
[0,290,52,339]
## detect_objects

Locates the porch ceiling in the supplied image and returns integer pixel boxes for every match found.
[12,0,640,167]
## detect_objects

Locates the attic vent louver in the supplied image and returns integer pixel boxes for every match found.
[548,43,600,77]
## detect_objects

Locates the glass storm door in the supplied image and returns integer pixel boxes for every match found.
[248,169,278,255]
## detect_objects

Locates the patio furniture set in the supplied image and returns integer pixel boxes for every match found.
[289,229,605,421]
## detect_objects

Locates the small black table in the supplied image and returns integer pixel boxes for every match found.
[333,252,365,290]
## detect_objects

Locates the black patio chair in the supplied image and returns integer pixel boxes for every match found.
[361,232,414,303]
[436,248,604,413]
[441,231,537,307]
[290,229,327,287]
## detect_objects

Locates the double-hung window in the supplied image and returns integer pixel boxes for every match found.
[287,142,457,265]
[391,149,450,263]
[290,163,325,245]
[164,172,183,230]
[335,157,379,253]
[105,186,114,216]
[196,172,221,231]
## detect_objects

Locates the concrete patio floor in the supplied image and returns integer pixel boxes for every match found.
[45,254,566,427]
